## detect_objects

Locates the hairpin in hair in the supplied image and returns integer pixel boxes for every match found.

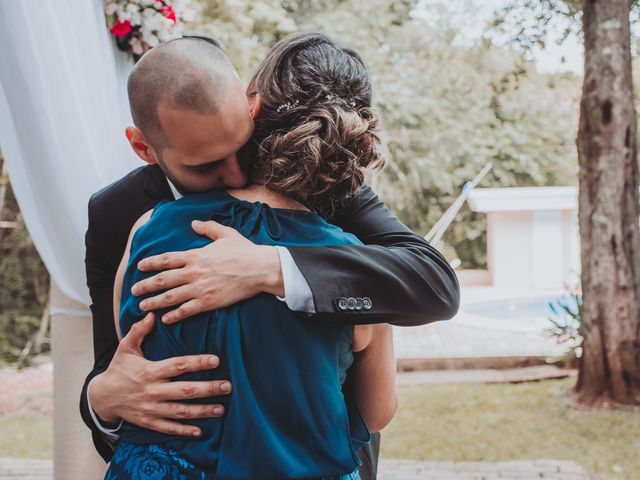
[276,99,299,113]
[325,94,357,108]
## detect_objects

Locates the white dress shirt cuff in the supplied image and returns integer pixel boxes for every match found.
[275,246,316,314]
[87,377,122,443]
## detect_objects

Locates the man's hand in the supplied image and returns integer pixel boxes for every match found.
[132,220,284,324]
[89,313,232,437]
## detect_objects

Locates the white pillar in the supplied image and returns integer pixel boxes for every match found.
[50,281,106,480]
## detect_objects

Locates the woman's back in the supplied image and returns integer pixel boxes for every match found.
[116,190,369,479]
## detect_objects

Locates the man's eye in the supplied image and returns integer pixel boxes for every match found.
[191,163,217,172]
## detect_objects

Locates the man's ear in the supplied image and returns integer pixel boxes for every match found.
[125,126,158,165]
[249,94,262,121]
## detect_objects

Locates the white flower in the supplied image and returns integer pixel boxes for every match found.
[104,2,119,16]
[130,37,144,55]
[108,0,197,54]
[145,33,160,47]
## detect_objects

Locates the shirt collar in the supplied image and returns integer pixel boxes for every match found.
[166,178,183,200]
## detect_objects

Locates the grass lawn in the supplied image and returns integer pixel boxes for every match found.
[0,413,52,459]
[381,377,640,480]
[1,378,638,480]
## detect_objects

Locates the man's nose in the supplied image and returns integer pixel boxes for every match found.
[221,155,248,188]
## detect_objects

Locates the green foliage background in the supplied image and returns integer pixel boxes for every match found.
[191,0,581,267]
[1,0,586,365]
[0,162,49,366]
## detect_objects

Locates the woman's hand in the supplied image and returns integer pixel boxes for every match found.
[131,220,284,324]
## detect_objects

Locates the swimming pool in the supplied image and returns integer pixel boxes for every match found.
[455,294,579,334]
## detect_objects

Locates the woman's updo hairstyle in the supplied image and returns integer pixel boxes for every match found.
[250,32,386,217]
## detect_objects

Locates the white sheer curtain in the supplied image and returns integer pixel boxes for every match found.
[0,0,139,305]
[0,1,141,478]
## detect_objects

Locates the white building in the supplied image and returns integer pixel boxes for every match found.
[460,186,581,296]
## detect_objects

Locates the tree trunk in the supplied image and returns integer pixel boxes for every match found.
[576,0,640,405]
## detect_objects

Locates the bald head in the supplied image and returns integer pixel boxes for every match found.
[127,36,238,148]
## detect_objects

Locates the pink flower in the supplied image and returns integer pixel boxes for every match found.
[161,5,177,25]
[111,20,132,38]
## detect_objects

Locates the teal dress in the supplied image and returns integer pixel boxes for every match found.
[105,191,370,480]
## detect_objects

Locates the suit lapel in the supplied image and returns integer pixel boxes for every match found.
[141,164,174,203]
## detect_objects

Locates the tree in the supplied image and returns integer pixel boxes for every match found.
[302,0,580,266]
[193,1,580,268]
[495,0,640,405]
[0,149,50,366]
[576,0,640,405]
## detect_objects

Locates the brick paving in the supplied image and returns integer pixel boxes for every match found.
[397,365,577,386]
[0,459,51,480]
[0,458,602,479]
[378,459,602,480]
[0,358,52,417]
[392,318,568,360]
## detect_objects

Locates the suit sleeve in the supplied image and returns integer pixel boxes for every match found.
[78,195,122,462]
[287,185,460,326]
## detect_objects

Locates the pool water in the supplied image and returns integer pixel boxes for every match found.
[456,294,579,334]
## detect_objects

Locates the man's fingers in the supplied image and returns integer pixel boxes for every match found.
[137,251,188,273]
[138,417,202,438]
[192,220,234,241]
[151,380,233,401]
[160,299,204,324]
[150,402,225,420]
[138,284,194,312]
[132,268,191,297]
[153,354,220,379]
[121,313,155,350]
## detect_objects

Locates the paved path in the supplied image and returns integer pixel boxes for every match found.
[378,459,602,479]
[392,320,567,360]
[0,459,51,480]
[0,458,602,480]
[397,365,576,385]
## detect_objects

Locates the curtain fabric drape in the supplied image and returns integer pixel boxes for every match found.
[0,0,138,305]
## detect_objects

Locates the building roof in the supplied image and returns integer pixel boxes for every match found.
[467,186,578,212]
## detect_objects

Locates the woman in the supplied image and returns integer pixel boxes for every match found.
[106,33,397,480]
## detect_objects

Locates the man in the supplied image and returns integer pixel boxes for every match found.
[80,36,459,479]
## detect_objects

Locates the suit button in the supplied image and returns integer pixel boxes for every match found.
[347,297,357,310]
[336,297,349,311]
[362,297,373,310]
[355,298,364,310]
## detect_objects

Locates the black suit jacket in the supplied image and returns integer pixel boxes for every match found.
[79,164,460,476]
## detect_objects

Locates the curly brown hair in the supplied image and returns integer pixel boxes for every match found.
[249,32,386,217]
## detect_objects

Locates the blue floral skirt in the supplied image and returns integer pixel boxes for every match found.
[105,442,362,480]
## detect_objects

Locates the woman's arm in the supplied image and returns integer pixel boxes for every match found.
[113,210,153,340]
[350,324,398,432]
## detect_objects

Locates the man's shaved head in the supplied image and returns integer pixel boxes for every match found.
[127,36,238,148]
